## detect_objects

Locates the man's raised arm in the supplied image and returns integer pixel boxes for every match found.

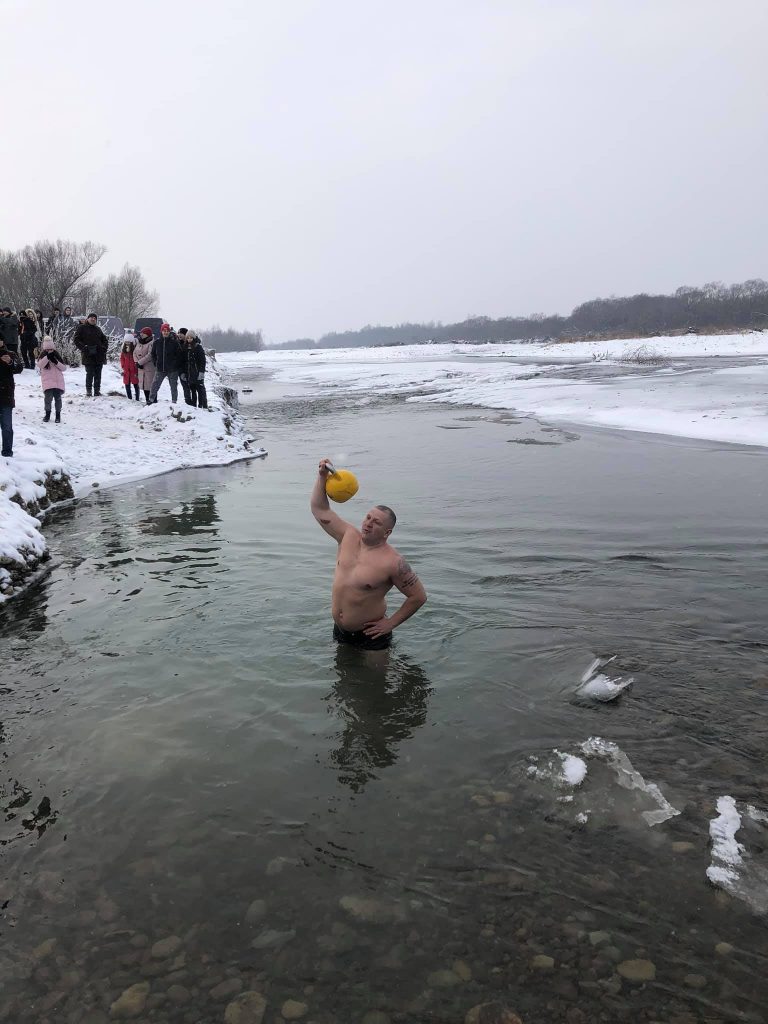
[311,459,352,543]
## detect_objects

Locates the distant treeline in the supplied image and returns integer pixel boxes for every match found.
[200,325,263,352]
[270,279,768,350]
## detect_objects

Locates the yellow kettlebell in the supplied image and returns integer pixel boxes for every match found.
[325,462,359,503]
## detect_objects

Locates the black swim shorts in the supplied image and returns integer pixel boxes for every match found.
[333,622,392,651]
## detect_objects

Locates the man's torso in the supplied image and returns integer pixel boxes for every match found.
[332,532,397,631]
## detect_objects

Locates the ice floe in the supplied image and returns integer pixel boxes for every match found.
[580,737,680,826]
[221,333,768,449]
[527,736,680,829]
[575,656,633,702]
[707,796,768,914]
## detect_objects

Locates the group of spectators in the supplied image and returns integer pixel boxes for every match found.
[0,306,78,368]
[124,324,208,407]
[0,307,209,459]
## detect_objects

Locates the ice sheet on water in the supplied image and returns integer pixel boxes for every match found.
[707,796,768,915]
[219,335,768,449]
[527,737,680,830]
[580,737,680,826]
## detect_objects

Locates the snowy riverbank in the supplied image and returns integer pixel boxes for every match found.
[0,358,263,602]
[222,332,768,449]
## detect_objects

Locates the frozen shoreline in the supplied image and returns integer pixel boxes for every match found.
[221,332,768,449]
[0,359,262,603]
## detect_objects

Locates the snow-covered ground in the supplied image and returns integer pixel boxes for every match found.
[1,359,262,602]
[221,333,768,448]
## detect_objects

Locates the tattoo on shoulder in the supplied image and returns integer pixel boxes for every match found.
[396,556,419,589]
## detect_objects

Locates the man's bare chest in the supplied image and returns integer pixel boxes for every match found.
[336,546,392,592]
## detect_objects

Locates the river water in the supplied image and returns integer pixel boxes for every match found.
[1,360,768,1024]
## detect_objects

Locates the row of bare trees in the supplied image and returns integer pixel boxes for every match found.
[0,239,158,326]
[276,279,768,349]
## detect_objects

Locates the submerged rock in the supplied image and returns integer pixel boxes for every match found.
[465,1003,524,1024]
[453,959,473,982]
[531,954,555,970]
[281,998,308,1019]
[427,968,462,988]
[150,934,182,958]
[617,959,656,983]
[109,981,150,1018]
[251,928,295,950]
[31,938,57,960]
[224,990,267,1024]
[339,895,406,924]
[211,978,244,1000]
[684,973,707,989]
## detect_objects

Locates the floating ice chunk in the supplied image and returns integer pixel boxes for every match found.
[706,797,768,913]
[707,796,744,886]
[576,656,633,702]
[580,737,680,826]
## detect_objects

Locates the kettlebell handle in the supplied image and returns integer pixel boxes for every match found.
[324,461,338,477]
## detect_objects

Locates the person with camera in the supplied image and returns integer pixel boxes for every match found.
[36,336,67,422]
[73,312,108,396]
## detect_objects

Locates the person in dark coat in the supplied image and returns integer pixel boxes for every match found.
[179,330,208,408]
[0,334,24,457]
[0,308,20,354]
[19,308,40,369]
[149,322,181,403]
[73,312,109,396]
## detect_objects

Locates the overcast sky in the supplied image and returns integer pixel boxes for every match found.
[4,0,767,342]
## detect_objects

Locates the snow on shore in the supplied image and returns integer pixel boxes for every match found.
[1,359,260,602]
[221,332,768,448]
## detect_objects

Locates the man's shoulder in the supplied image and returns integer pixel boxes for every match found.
[383,543,405,567]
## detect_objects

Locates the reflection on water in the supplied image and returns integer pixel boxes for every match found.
[139,493,220,537]
[2,397,768,1022]
[326,647,432,792]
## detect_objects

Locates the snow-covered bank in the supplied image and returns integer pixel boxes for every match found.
[227,331,768,367]
[1,359,263,603]
[220,333,768,449]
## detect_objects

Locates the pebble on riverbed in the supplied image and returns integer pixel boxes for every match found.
[617,958,656,982]
[150,934,183,958]
[109,981,150,1018]
[531,954,555,970]
[224,990,268,1024]
[465,1003,524,1024]
[339,894,407,924]
[281,998,309,1019]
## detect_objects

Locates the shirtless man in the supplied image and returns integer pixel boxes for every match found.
[311,459,427,650]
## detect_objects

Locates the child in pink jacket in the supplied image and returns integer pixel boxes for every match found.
[36,336,66,422]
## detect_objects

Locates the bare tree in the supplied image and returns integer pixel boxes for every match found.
[0,239,107,312]
[91,264,159,324]
[198,324,264,352]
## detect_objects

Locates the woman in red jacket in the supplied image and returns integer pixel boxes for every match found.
[120,332,140,400]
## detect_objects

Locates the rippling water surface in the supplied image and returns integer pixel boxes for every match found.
[2,369,768,1024]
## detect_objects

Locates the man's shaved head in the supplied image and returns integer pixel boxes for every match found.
[376,504,397,530]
